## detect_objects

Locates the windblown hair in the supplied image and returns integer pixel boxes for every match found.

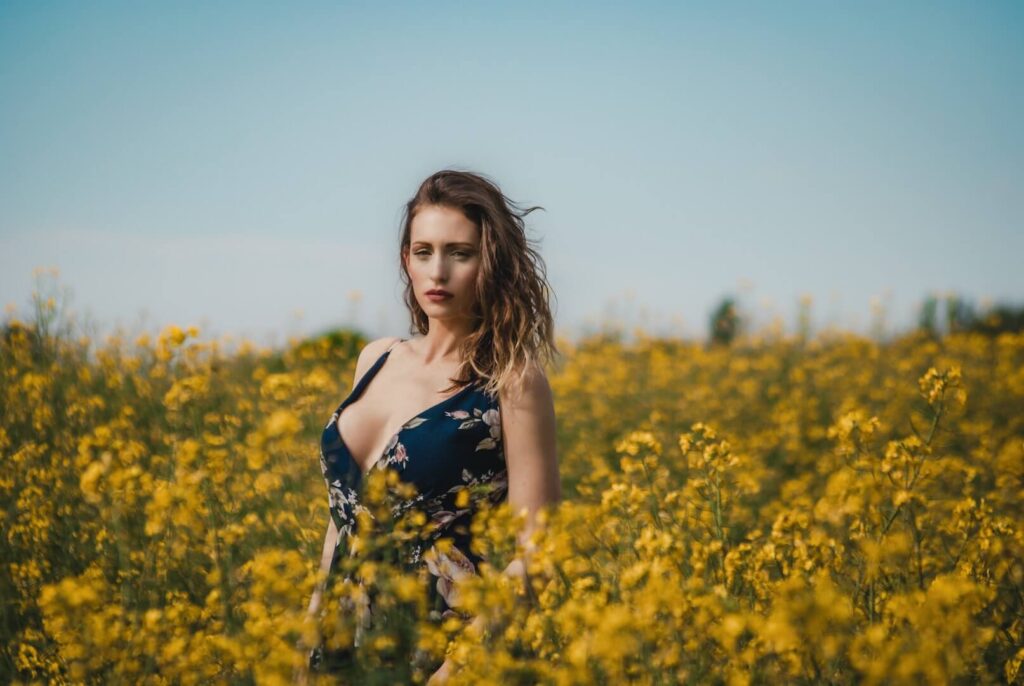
[398,169,559,400]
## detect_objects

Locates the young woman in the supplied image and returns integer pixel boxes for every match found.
[296,169,562,684]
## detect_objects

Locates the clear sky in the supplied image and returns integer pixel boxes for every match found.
[1,1,1021,346]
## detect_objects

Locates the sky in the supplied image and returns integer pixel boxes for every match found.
[1,0,1021,347]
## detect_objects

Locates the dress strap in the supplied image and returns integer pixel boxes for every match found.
[386,338,406,353]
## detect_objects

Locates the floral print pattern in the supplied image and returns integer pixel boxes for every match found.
[445,405,502,452]
[309,341,507,672]
[423,542,477,611]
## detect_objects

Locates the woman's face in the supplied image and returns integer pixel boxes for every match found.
[404,204,482,322]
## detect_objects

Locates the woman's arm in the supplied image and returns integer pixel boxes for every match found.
[429,363,560,684]
[475,364,561,620]
[294,517,338,684]
[498,360,561,579]
[305,516,339,617]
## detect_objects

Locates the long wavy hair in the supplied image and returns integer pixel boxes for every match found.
[398,169,559,400]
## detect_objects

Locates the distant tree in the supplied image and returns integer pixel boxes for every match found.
[968,303,1024,336]
[917,293,1024,338]
[918,295,940,338]
[709,297,740,346]
[945,294,976,335]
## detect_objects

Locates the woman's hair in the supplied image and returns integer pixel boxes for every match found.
[398,169,559,400]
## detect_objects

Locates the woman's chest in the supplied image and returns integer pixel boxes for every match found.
[377,396,505,496]
[320,387,505,498]
[336,380,470,471]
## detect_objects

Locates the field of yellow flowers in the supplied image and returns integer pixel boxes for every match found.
[2,287,1023,685]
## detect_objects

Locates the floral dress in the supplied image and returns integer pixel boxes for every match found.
[308,339,507,673]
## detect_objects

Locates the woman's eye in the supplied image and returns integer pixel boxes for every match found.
[412,249,472,258]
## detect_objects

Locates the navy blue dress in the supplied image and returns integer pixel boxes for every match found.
[309,338,507,672]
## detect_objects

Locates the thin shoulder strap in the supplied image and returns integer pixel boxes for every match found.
[346,339,404,403]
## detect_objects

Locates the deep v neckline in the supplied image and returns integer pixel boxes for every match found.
[334,340,478,478]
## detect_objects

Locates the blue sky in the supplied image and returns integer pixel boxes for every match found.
[1,1,1021,346]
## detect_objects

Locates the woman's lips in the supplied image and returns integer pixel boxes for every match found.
[425,292,452,302]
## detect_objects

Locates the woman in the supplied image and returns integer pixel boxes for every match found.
[296,169,562,684]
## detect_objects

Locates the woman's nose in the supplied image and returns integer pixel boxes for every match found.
[430,256,448,281]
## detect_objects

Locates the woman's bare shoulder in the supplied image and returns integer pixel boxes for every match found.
[497,359,553,410]
[349,336,405,388]
[360,335,404,361]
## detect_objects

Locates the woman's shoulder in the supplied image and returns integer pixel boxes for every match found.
[496,359,553,410]
[349,336,404,384]
[360,335,404,360]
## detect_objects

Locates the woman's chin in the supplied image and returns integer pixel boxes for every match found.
[422,298,458,312]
